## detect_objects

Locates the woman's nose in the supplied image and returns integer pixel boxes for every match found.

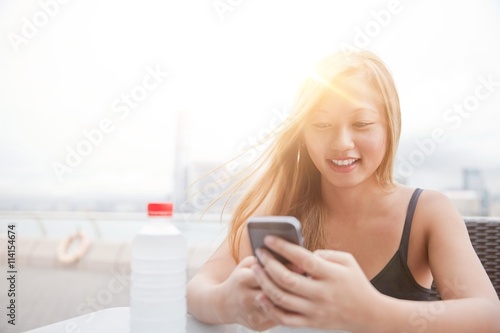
[329,127,355,151]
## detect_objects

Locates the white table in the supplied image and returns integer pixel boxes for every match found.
[24,307,347,333]
[23,307,241,333]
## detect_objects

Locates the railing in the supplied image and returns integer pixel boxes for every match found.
[0,210,231,243]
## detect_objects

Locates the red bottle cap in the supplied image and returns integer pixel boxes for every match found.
[147,203,173,217]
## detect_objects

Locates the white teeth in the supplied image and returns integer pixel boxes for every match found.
[330,158,357,166]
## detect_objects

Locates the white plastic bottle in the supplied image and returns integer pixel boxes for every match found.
[130,202,187,333]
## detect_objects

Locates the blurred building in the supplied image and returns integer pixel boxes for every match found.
[174,111,190,212]
[173,111,232,214]
[443,190,482,216]
[443,168,490,216]
[463,168,489,216]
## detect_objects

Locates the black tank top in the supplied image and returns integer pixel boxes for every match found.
[370,188,431,301]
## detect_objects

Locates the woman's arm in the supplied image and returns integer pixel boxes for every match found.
[371,293,499,333]
[187,227,277,330]
[422,190,498,301]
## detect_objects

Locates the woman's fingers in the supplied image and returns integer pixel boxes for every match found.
[314,249,365,277]
[240,290,277,330]
[250,241,381,330]
[255,248,312,297]
[251,263,313,314]
[238,255,261,270]
[236,256,261,289]
[225,256,279,330]
[253,293,309,328]
[262,236,333,278]
[314,249,356,266]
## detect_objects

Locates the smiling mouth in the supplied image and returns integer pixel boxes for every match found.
[329,158,359,166]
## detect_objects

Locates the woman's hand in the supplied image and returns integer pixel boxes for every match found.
[217,255,277,331]
[251,236,383,332]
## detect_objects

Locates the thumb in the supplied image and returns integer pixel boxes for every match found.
[237,256,260,288]
[238,255,259,268]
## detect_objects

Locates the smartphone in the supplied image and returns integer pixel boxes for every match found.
[247,216,304,265]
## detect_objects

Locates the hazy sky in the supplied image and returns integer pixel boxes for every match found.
[0,0,499,201]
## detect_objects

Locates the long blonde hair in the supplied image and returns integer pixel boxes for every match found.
[225,50,401,262]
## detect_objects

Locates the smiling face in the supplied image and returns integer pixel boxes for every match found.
[303,74,387,190]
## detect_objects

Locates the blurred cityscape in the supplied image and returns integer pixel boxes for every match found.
[2,164,499,217]
[1,113,499,218]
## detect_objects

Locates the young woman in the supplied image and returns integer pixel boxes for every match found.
[187,51,500,332]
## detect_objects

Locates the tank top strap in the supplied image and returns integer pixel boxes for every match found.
[400,188,423,260]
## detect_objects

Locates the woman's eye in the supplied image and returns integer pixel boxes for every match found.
[354,122,373,128]
[312,122,331,129]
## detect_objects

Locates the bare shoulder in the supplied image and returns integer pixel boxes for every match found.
[417,189,460,216]
[399,187,467,243]
[415,188,465,230]
[388,186,459,220]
